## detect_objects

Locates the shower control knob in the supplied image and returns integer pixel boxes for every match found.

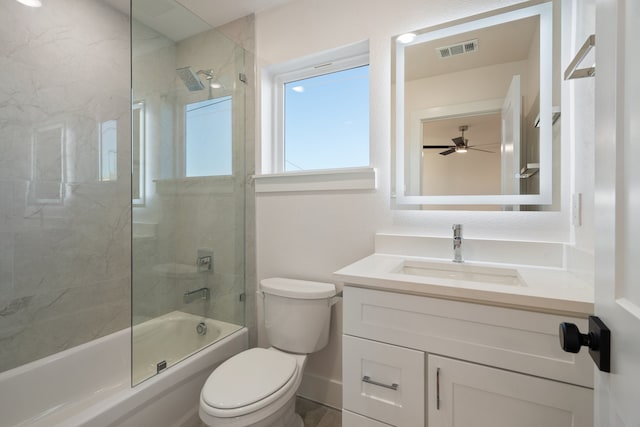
[559,316,611,372]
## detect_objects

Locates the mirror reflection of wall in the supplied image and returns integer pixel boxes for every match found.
[421,114,501,197]
[30,124,64,204]
[99,120,118,182]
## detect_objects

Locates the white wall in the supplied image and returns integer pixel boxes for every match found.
[563,0,595,281]
[254,0,592,407]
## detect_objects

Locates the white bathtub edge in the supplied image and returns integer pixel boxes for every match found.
[72,327,248,427]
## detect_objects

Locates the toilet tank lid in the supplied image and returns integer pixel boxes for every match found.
[261,277,336,299]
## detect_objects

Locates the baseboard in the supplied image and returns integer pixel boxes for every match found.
[297,372,342,410]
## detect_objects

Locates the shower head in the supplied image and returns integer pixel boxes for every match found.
[176,66,205,91]
[197,69,215,80]
[197,69,225,89]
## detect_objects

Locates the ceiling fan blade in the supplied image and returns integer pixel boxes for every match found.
[439,148,456,156]
[423,145,454,149]
[468,147,495,154]
[467,143,500,148]
[451,136,465,147]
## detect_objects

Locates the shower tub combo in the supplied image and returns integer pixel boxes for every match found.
[0,311,246,427]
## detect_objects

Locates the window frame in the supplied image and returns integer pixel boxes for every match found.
[272,53,370,174]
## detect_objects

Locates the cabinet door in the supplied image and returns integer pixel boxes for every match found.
[427,355,593,427]
[343,335,424,426]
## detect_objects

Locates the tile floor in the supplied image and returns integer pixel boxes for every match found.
[296,397,342,427]
[196,397,341,427]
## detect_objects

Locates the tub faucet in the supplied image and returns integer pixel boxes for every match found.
[452,224,463,263]
[183,287,210,304]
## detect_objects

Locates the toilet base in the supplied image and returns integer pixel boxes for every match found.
[200,394,302,427]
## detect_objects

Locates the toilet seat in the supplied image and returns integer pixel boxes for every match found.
[201,348,299,418]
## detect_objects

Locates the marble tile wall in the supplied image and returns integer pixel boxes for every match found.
[0,0,131,372]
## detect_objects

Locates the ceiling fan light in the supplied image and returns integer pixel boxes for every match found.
[455,146,467,153]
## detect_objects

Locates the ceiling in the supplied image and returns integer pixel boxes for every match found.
[102,0,292,40]
[404,15,538,82]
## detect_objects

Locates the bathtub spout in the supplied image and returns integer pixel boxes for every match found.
[183,287,210,303]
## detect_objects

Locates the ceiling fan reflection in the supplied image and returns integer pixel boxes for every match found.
[422,125,498,156]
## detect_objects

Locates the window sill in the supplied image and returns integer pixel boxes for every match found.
[254,167,376,193]
[154,176,235,195]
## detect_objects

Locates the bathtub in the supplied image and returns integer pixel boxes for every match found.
[0,311,247,427]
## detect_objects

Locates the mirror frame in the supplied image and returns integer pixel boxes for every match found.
[395,2,553,206]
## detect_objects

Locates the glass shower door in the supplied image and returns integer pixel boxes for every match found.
[131,0,247,385]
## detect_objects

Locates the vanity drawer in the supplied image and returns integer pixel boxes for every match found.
[343,286,593,388]
[343,335,424,427]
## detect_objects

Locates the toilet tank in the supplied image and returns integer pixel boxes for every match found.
[261,278,336,354]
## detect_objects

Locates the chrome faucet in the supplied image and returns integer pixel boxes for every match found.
[183,287,210,303]
[452,224,463,263]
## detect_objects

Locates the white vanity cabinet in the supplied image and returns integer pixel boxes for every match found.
[342,286,594,427]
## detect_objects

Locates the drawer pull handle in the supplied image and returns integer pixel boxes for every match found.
[436,368,441,410]
[362,375,399,390]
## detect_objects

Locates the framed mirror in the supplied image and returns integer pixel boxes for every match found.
[394,2,554,207]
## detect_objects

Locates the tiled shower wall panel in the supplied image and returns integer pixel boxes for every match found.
[0,0,131,371]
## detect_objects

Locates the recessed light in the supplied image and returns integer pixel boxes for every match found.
[397,33,416,44]
[16,0,42,7]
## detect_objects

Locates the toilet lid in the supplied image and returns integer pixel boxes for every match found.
[202,348,298,410]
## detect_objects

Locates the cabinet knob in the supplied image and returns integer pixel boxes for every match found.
[558,315,610,372]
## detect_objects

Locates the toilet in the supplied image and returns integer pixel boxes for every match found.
[199,277,337,427]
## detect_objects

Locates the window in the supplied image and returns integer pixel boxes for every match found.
[273,49,370,173]
[185,96,232,177]
[256,43,375,193]
[283,64,369,171]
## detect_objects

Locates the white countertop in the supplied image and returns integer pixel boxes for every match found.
[333,253,594,317]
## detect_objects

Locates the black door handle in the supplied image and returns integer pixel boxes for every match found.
[559,315,610,372]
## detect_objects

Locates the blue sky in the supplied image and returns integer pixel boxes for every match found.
[185,96,232,177]
[284,65,370,171]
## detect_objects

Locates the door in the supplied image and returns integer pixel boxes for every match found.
[500,74,521,199]
[428,355,592,427]
[594,0,640,425]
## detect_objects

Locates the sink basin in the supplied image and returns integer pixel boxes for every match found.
[394,260,525,286]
